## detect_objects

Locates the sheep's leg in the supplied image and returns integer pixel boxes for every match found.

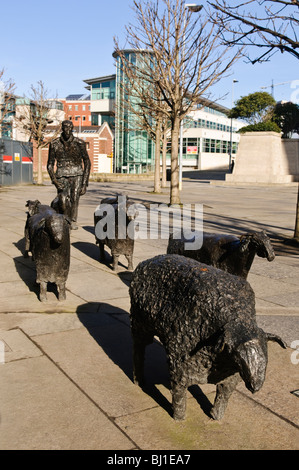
[172,383,187,421]
[99,243,105,262]
[210,374,241,420]
[24,229,30,257]
[112,255,119,271]
[132,337,146,386]
[132,327,155,387]
[58,282,66,301]
[39,281,47,302]
[126,254,133,271]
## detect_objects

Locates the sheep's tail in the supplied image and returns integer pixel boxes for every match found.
[266,333,287,349]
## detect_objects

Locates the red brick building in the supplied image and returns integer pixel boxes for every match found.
[60,94,92,128]
[33,122,114,178]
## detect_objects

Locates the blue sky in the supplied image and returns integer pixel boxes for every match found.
[1,0,298,108]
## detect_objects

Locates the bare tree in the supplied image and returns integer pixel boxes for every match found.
[115,0,241,205]
[15,81,62,184]
[0,68,16,138]
[208,0,299,242]
[208,0,299,63]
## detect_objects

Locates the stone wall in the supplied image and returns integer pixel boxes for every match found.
[226,132,299,184]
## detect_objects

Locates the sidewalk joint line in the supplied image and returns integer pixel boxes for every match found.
[18,326,141,450]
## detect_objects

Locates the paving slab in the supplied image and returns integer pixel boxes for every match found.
[0,328,42,362]
[257,315,299,346]
[33,314,164,418]
[238,342,299,427]
[115,390,298,450]
[0,355,135,450]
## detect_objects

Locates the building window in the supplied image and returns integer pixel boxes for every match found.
[91,114,98,126]
[82,116,86,121]
[91,80,116,101]
[203,138,238,154]
[75,105,78,111]
[82,105,86,111]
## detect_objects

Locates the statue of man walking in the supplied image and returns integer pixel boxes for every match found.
[47,120,91,229]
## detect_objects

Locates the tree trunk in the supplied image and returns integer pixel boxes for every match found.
[170,117,181,205]
[37,146,43,185]
[161,131,167,188]
[154,118,161,193]
[294,182,299,240]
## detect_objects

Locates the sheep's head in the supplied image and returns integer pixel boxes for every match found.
[51,193,70,215]
[221,325,286,393]
[26,200,41,216]
[45,214,67,244]
[240,231,275,262]
[234,333,268,393]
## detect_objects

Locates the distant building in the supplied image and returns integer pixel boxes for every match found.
[84,50,244,174]
[60,94,92,128]
[0,92,113,177]
[83,75,115,129]
[0,96,64,141]
[1,62,243,177]
[180,98,244,171]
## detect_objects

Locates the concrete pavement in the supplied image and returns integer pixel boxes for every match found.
[0,172,298,450]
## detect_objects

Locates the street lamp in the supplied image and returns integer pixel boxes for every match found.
[179,3,203,191]
[229,78,238,172]
[185,3,203,12]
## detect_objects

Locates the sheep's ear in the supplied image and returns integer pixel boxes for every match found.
[37,218,46,230]
[266,332,287,349]
[215,326,233,353]
[64,216,72,225]
[239,234,251,252]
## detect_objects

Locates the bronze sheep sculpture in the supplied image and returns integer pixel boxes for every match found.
[167,230,275,279]
[129,254,286,421]
[94,196,136,272]
[24,200,70,302]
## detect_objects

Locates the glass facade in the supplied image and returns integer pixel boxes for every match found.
[114,50,155,174]
[166,136,237,160]
[184,117,237,133]
[202,138,237,154]
[91,80,115,100]
[85,51,241,173]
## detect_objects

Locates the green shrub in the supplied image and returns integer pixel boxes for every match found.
[239,121,281,134]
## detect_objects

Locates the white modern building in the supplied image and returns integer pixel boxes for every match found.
[84,51,244,174]
[180,98,244,170]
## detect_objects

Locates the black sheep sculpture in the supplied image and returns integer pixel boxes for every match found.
[129,254,286,421]
[24,200,70,302]
[167,230,275,279]
[94,196,136,271]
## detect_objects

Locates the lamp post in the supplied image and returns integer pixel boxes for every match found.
[229,78,238,171]
[179,3,203,191]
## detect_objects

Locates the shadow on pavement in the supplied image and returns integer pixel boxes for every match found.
[76,303,214,419]
[72,240,100,262]
[13,238,61,300]
[72,240,130,271]
[183,170,227,181]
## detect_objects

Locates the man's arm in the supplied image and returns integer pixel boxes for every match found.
[80,141,91,195]
[47,142,61,189]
